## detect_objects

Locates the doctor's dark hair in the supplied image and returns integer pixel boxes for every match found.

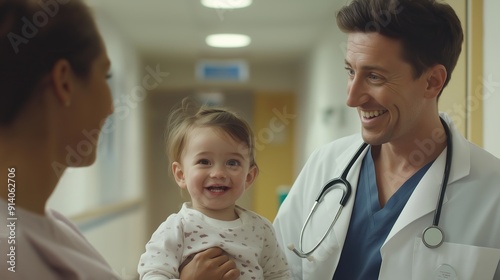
[336,0,463,97]
[165,98,258,170]
[0,0,102,125]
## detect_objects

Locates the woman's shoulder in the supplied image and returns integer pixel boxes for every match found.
[47,209,87,238]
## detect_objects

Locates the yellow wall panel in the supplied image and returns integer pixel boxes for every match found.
[439,0,467,136]
[252,93,296,221]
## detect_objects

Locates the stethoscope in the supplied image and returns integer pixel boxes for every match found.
[289,118,452,261]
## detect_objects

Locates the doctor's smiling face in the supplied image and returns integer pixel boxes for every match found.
[344,32,444,147]
[172,126,257,221]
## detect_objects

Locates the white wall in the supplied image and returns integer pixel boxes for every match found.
[47,9,147,279]
[81,206,146,280]
[295,26,359,172]
[483,0,500,158]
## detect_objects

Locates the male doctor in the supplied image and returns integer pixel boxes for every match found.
[273,0,500,279]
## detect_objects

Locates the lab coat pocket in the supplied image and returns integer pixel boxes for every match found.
[301,244,340,280]
[301,227,341,278]
[412,237,500,280]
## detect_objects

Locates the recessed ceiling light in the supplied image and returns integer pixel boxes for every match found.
[206,34,251,48]
[201,0,252,9]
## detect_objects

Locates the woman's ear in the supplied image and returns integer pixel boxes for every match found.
[51,59,74,107]
[172,162,186,189]
[425,64,447,99]
[244,165,259,190]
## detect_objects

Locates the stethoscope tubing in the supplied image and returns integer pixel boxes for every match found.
[314,142,368,204]
[432,117,453,227]
[421,118,453,248]
[290,142,368,259]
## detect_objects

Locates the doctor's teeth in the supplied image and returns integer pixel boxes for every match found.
[362,110,386,118]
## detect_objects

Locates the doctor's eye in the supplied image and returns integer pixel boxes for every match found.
[344,67,355,78]
[367,73,383,82]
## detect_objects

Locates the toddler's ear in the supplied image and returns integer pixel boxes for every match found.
[172,162,186,188]
[245,165,258,190]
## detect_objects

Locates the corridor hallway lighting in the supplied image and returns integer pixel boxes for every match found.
[201,0,252,9]
[206,34,251,48]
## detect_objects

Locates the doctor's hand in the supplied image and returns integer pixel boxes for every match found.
[179,247,240,280]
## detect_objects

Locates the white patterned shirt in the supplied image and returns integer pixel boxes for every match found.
[138,202,291,280]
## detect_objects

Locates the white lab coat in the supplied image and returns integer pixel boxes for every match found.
[274,114,500,280]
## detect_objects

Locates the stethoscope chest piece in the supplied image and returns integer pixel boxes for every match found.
[422,225,445,248]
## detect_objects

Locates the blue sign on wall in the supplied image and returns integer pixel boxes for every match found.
[196,60,249,82]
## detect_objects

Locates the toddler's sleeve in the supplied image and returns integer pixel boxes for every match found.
[137,215,185,280]
[260,219,293,280]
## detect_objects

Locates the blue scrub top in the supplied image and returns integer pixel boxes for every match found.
[333,146,433,280]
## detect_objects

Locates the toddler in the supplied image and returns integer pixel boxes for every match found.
[138,100,291,280]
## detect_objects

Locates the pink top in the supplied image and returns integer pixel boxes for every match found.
[0,199,120,279]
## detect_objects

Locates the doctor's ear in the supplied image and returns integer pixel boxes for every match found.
[172,162,186,189]
[424,64,447,99]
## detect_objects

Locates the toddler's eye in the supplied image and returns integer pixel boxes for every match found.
[226,159,240,167]
[198,159,210,165]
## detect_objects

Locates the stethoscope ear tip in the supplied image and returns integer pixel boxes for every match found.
[287,243,295,251]
[306,255,315,262]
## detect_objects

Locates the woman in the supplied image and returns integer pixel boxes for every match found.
[0,0,119,278]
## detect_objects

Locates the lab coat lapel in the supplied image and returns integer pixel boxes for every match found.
[385,151,447,242]
[384,117,471,244]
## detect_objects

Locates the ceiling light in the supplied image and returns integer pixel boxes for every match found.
[201,0,252,9]
[206,34,251,48]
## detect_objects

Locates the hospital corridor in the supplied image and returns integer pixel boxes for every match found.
[40,0,500,278]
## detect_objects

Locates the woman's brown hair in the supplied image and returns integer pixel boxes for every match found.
[0,0,102,125]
